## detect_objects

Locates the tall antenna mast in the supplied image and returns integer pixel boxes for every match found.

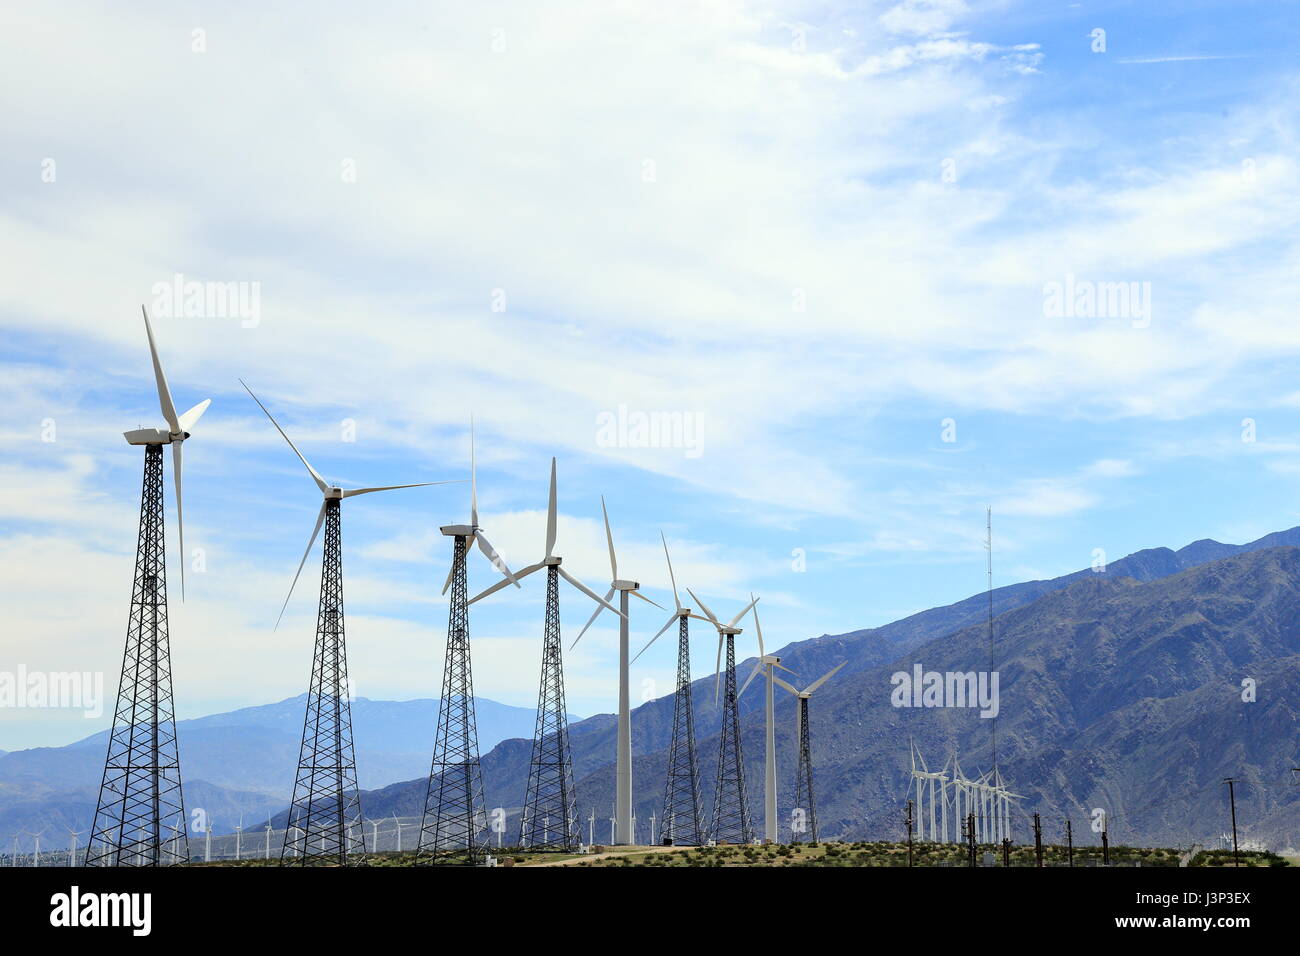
[986,506,996,777]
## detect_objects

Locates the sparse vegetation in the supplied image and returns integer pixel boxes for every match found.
[1188,848,1287,867]
[192,839,1286,868]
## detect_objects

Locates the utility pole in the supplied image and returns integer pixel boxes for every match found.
[905,800,914,867]
[1101,817,1109,866]
[1223,778,1240,867]
[985,507,997,781]
[1033,813,1043,867]
[1001,838,1011,867]
[967,813,977,867]
[1065,818,1073,867]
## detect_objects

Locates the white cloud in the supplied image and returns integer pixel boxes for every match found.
[5,1,1300,743]
[879,0,970,36]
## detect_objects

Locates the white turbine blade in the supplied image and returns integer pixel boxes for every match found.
[686,588,720,625]
[804,661,846,696]
[600,495,617,580]
[687,611,712,625]
[440,535,473,596]
[632,613,679,663]
[141,305,180,432]
[774,662,798,677]
[714,635,723,705]
[340,480,460,498]
[571,588,615,648]
[474,530,520,587]
[750,593,764,657]
[772,674,799,696]
[469,414,478,527]
[275,502,327,631]
[728,595,759,629]
[240,380,328,493]
[173,441,186,602]
[557,567,626,618]
[660,531,682,611]
[469,562,543,605]
[177,399,211,433]
[544,458,557,558]
[630,590,664,610]
[737,661,762,698]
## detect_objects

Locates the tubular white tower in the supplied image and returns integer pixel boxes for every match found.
[737,597,795,843]
[570,497,661,845]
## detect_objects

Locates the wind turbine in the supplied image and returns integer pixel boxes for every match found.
[66,827,85,867]
[469,458,624,850]
[687,588,758,844]
[769,660,842,842]
[168,813,184,862]
[241,380,459,865]
[633,533,710,846]
[89,306,207,868]
[908,742,947,842]
[419,419,518,867]
[737,598,797,843]
[570,497,662,845]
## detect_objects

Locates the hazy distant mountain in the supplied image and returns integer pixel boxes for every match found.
[0,695,569,849]
[356,529,1300,849]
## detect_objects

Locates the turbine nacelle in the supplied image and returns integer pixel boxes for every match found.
[571,496,661,648]
[126,306,211,600]
[124,426,180,446]
[241,379,459,630]
[631,534,706,664]
[468,458,624,622]
[438,418,520,593]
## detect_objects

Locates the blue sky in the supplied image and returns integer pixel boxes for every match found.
[3,0,1300,749]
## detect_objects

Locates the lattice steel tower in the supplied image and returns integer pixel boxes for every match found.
[240,380,455,866]
[417,534,488,864]
[89,444,190,865]
[777,661,843,843]
[520,565,579,849]
[793,696,817,841]
[661,614,704,845]
[711,630,754,844]
[90,308,209,867]
[282,498,365,865]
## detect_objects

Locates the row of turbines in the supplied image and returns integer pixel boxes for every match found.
[908,743,1022,845]
[85,309,845,866]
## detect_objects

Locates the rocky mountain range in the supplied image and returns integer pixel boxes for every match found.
[10,527,1299,853]
[352,528,1300,850]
